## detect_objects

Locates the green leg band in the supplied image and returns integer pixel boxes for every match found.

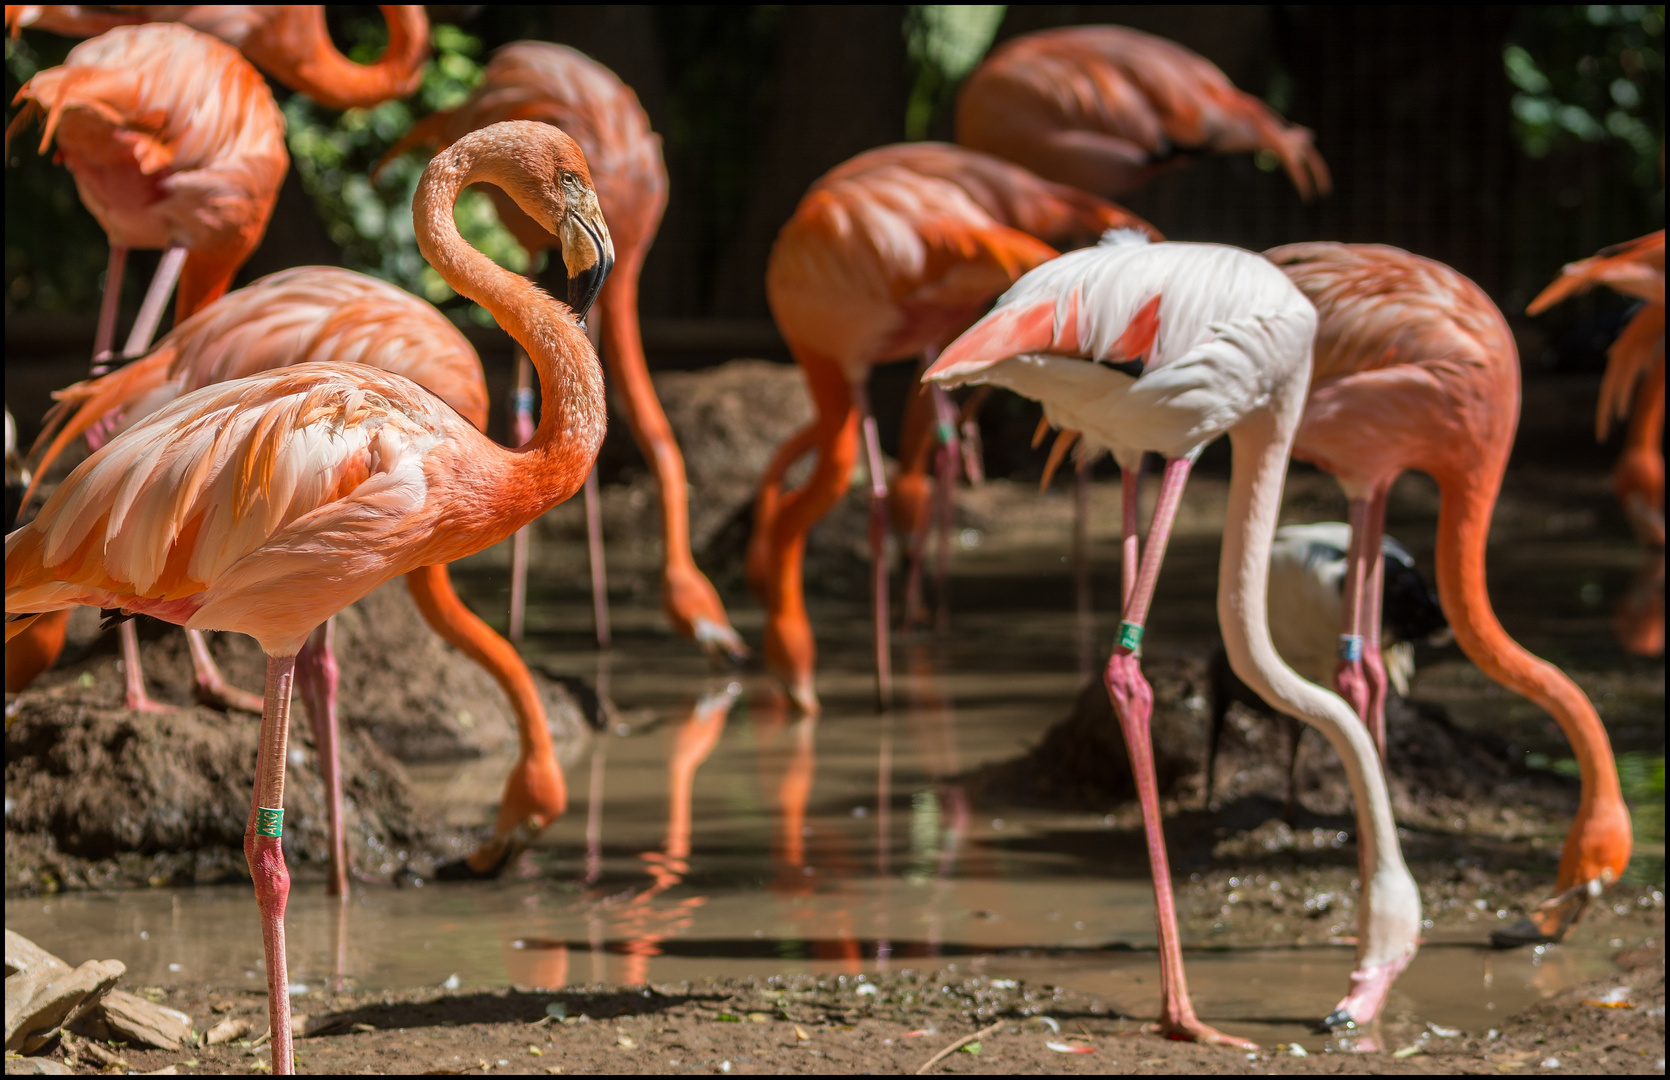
[256,807,284,838]
[1118,621,1145,651]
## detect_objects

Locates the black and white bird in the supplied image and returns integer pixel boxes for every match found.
[1204,522,1450,814]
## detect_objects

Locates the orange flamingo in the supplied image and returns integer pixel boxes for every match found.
[7,121,614,1073]
[23,266,573,893]
[925,232,1418,1041]
[6,5,429,111]
[1527,230,1665,548]
[7,21,287,710]
[957,25,1330,202]
[1270,242,1632,944]
[757,142,1154,712]
[380,40,745,661]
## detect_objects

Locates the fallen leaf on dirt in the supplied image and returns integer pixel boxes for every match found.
[1582,987,1632,1008]
[903,1029,932,1038]
[714,1013,741,1022]
[1392,1044,1423,1058]
[527,1045,542,1056]
[1047,1041,1094,1054]
[959,1040,981,1055]
[616,1034,635,1049]
[794,1025,810,1041]
[746,1012,770,1023]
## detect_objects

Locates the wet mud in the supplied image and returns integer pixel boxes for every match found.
[5,581,598,895]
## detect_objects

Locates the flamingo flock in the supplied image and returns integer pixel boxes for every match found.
[4,12,1649,1072]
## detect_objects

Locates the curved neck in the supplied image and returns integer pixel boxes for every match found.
[413,145,605,510]
[267,6,427,110]
[1218,397,1406,889]
[1432,467,1621,806]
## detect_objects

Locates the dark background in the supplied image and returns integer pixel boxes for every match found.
[6,5,1664,465]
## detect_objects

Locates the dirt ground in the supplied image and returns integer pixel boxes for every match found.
[16,944,1663,1075]
[4,582,601,895]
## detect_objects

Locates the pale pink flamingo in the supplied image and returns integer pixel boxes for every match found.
[24,265,578,893]
[924,232,1419,1041]
[1271,242,1633,944]
[6,121,613,1073]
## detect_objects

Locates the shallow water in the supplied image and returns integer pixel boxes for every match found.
[8,478,1663,1049]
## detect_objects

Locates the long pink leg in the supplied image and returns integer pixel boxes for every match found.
[186,630,265,713]
[118,620,172,712]
[1333,497,1373,725]
[583,466,611,649]
[246,652,298,1074]
[1359,489,1392,756]
[854,379,892,710]
[90,246,128,373]
[508,352,535,643]
[1104,457,1255,1048]
[119,247,185,359]
[295,620,347,897]
[930,383,959,631]
[1121,462,1141,616]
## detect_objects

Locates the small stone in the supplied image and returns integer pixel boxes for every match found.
[98,989,193,1049]
[205,1016,252,1046]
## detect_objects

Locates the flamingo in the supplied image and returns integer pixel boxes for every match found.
[6,120,614,1073]
[22,265,574,893]
[379,40,746,661]
[1526,230,1665,548]
[6,5,429,111]
[7,21,288,710]
[1204,522,1449,817]
[1269,241,1633,945]
[956,24,1331,203]
[757,141,1154,712]
[924,231,1419,1042]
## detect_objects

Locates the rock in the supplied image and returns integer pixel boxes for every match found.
[96,990,192,1050]
[202,1015,250,1045]
[3,1057,72,1075]
[3,932,66,979]
[4,957,125,1053]
[960,666,1210,810]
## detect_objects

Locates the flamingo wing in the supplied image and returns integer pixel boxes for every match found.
[6,364,464,654]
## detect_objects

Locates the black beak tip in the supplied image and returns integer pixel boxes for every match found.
[567,257,609,322]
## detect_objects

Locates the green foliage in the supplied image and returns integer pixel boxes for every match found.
[904,5,1006,141]
[1504,6,1664,189]
[284,20,531,323]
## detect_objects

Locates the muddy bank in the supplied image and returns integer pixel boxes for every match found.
[4,582,600,896]
[13,947,1661,1075]
[961,656,1581,828]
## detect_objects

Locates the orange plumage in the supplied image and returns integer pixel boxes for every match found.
[958,25,1330,201]
[7,6,428,110]
[7,22,288,319]
[1527,230,1664,546]
[380,41,745,658]
[756,142,1155,710]
[1273,242,1632,940]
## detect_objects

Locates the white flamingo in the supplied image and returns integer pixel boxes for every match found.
[924,231,1419,1043]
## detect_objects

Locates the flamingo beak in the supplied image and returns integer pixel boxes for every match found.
[564,214,613,321]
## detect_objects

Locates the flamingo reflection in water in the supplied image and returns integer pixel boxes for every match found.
[498,686,738,989]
